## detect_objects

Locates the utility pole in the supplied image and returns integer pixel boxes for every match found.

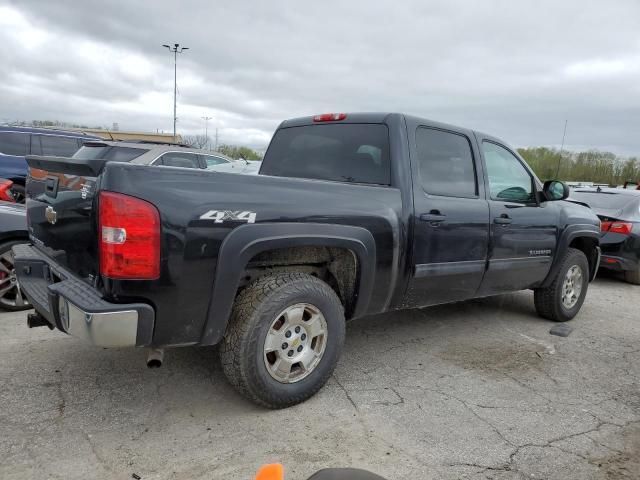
[162,43,189,141]
[201,115,213,149]
[555,119,568,179]
[215,128,219,151]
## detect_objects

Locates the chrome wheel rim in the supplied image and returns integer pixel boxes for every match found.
[561,265,583,309]
[263,303,328,384]
[0,249,29,309]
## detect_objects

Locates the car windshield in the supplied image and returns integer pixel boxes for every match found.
[570,191,637,209]
[72,145,148,162]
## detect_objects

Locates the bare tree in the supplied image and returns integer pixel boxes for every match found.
[182,134,210,149]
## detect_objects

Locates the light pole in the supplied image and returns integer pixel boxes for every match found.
[162,43,189,141]
[201,115,213,149]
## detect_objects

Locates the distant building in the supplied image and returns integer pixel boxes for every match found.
[68,128,182,144]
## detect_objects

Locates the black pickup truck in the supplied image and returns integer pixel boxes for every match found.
[15,113,601,408]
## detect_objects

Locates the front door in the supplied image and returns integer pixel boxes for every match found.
[405,125,490,308]
[476,139,559,295]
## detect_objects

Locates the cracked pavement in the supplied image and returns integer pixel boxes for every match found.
[1,273,638,480]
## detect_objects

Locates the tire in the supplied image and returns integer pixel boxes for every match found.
[0,240,31,311]
[534,248,589,322]
[220,273,345,408]
[9,183,25,204]
[624,266,640,285]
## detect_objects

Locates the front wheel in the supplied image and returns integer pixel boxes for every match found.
[220,273,346,408]
[534,248,589,322]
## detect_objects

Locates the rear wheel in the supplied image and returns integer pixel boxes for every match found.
[624,266,640,285]
[534,248,589,322]
[220,273,345,408]
[0,241,31,311]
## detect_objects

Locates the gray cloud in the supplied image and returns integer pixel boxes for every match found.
[2,0,639,154]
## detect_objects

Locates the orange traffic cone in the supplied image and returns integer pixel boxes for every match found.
[256,463,284,480]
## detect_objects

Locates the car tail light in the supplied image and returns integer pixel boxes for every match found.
[601,221,633,235]
[99,191,160,279]
[313,113,347,122]
[0,179,15,202]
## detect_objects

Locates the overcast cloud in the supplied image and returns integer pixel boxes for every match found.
[1,0,639,154]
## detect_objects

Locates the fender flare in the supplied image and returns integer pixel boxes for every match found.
[199,222,376,346]
[541,224,600,287]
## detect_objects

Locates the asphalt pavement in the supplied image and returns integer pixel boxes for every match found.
[1,273,638,480]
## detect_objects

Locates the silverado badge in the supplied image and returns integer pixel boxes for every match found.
[45,206,58,225]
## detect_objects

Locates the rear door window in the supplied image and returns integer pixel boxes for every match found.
[39,135,82,157]
[0,132,30,156]
[72,145,148,161]
[157,152,201,169]
[261,124,390,185]
[203,155,230,168]
[415,127,477,198]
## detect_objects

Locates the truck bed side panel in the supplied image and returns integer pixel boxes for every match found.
[100,163,403,346]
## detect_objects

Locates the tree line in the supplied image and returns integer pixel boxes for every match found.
[517,147,639,185]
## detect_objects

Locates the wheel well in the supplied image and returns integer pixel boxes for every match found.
[241,246,359,317]
[569,236,599,278]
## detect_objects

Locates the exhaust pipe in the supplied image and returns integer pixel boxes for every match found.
[146,348,164,368]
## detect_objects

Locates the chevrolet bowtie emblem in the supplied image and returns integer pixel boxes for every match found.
[45,205,58,225]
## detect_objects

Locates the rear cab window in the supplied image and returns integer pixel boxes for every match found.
[261,124,390,185]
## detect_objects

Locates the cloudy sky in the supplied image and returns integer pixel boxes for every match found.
[1,0,639,154]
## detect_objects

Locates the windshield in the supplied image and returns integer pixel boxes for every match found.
[261,124,391,185]
[72,145,148,162]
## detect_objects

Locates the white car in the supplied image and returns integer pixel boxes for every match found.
[71,140,262,175]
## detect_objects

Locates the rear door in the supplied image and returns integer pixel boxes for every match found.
[475,137,559,295]
[405,124,490,307]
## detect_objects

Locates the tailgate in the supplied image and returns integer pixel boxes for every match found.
[25,155,107,279]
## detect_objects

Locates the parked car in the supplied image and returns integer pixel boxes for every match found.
[570,187,640,284]
[0,178,17,202]
[0,126,101,202]
[70,140,259,174]
[0,201,29,311]
[15,112,600,408]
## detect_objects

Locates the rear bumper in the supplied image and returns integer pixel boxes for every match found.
[13,244,154,347]
[599,254,638,272]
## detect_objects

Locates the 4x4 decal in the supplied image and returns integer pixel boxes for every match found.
[199,210,257,224]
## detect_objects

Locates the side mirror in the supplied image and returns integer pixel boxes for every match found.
[543,180,569,201]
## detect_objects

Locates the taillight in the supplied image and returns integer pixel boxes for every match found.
[601,221,633,235]
[313,113,347,122]
[0,179,15,202]
[99,191,160,279]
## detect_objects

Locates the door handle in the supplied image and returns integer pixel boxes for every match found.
[494,215,512,225]
[420,211,446,222]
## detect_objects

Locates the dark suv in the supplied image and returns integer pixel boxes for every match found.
[0,126,100,202]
